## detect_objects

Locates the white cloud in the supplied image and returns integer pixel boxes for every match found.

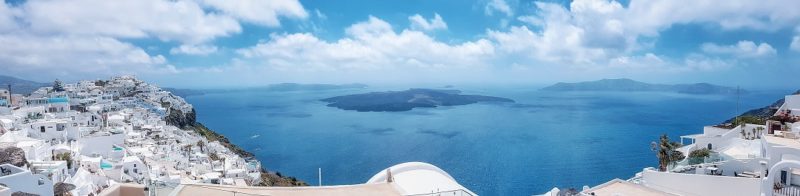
[170,44,219,55]
[682,55,734,71]
[516,15,542,26]
[409,13,447,31]
[9,0,309,44]
[0,0,309,82]
[237,16,494,72]
[2,0,798,85]
[20,0,243,44]
[625,0,800,35]
[608,53,733,73]
[488,1,623,65]
[315,9,327,20]
[0,34,173,80]
[0,2,17,32]
[344,16,395,38]
[491,0,797,70]
[791,36,800,52]
[701,41,777,58]
[485,0,513,17]
[199,0,308,27]
[608,53,668,70]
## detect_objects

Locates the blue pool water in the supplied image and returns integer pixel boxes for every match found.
[186,86,791,195]
[101,161,113,169]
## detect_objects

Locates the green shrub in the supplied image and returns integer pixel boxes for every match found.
[733,115,765,126]
[688,148,711,165]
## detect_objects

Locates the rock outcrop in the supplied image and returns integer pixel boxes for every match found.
[0,146,28,167]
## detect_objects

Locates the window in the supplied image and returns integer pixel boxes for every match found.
[40,126,45,133]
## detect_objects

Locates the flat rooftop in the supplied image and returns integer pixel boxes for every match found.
[721,138,761,159]
[764,135,800,149]
[583,179,676,196]
[171,183,403,196]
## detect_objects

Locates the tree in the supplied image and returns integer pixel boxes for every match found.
[54,153,73,169]
[53,79,65,92]
[688,148,711,165]
[756,126,764,139]
[651,134,685,171]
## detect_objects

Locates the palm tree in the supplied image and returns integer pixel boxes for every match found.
[740,129,746,139]
[756,127,764,139]
[53,79,65,92]
[197,141,205,153]
[651,134,685,171]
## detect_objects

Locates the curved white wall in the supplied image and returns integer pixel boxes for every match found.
[763,160,800,196]
[642,168,761,196]
[367,162,476,195]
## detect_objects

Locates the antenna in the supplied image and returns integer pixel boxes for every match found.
[736,86,740,126]
[5,84,9,107]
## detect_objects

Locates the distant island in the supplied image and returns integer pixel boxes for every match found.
[321,88,514,112]
[541,78,743,94]
[0,75,49,95]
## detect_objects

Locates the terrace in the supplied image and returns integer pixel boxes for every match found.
[764,134,800,150]
[671,136,768,181]
[581,178,676,196]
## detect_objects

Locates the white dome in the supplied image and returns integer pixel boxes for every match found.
[367,162,476,195]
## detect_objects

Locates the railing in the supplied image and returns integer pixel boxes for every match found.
[404,189,474,196]
[775,185,800,196]
[178,185,272,196]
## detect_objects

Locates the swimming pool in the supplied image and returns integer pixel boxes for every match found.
[101,161,113,169]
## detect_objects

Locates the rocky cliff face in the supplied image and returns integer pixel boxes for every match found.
[165,108,196,129]
[162,104,307,186]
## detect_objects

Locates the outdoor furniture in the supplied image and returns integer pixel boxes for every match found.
[740,171,760,178]
[784,132,797,139]
[707,167,718,175]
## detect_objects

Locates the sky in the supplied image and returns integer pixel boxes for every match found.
[0,0,799,88]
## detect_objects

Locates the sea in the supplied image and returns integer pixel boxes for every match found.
[184,85,792,195]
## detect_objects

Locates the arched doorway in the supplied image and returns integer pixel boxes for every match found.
[763,160,800,196]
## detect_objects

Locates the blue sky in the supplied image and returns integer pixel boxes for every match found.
[1,0,799,88]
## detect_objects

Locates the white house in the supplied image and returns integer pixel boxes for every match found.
[78,132,125,157]
[0,164,54,196]
[30,160,69,183]
[0,133,50,161]
[122,156,147,183]
[27,119,78,142]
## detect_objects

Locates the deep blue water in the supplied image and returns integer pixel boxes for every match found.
[185,86,792,195]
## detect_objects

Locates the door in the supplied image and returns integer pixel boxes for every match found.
[781,170,788,184]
